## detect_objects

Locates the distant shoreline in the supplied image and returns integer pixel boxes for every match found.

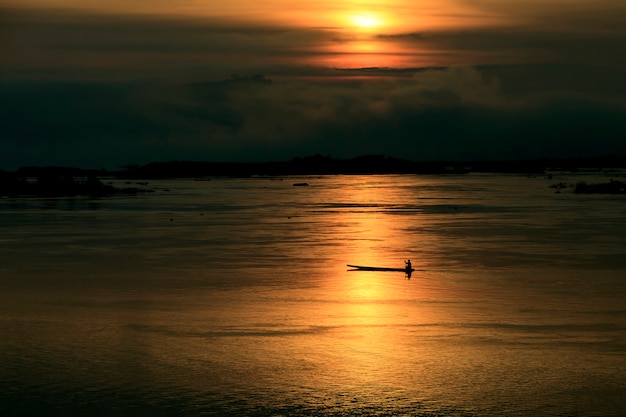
[4,154,626,179]
[2,154,626,197]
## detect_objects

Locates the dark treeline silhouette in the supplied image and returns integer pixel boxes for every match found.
[121,155,469,178]
[114,154,626,178]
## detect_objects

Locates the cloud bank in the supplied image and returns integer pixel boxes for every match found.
[2,66,625,169]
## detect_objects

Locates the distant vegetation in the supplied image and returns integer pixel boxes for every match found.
[116,155,473,178]
[100,154,626,178]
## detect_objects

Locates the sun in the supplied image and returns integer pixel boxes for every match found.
[349,13,383,30]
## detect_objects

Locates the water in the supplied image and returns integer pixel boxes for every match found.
[1,173,625,416]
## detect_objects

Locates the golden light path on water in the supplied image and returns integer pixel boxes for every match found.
[153,175,458,408]
[270,176,451,399]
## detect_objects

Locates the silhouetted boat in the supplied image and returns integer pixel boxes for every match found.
[347,264,414,273]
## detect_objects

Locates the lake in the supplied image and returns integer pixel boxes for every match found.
[1,173,625,416]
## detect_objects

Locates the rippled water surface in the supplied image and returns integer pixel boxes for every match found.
[1,174,625,416]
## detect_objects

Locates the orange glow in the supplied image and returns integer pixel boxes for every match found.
[306,38,422,69]
[5,0,535,73]
[6,1,499,32]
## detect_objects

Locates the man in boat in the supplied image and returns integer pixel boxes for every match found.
[405,259,412,271]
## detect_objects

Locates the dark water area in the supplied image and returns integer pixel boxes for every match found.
[1,174,625,416]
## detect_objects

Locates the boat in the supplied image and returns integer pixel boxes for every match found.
[347,264,414,272]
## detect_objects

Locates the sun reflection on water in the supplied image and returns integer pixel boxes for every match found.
[299,176,426,397]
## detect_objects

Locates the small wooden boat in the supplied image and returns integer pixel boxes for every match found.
[347,264,414,273]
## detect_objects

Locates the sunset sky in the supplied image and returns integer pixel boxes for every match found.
[1,0,625,169]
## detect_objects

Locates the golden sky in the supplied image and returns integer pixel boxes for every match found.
[5,0,625,75]
[9,0,623,24]
[6,0,517,30]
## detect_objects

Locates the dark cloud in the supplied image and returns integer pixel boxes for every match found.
[0,7,340,81]
[377,33,424,41]
[374,28,626,68]
[375,1,626,67]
